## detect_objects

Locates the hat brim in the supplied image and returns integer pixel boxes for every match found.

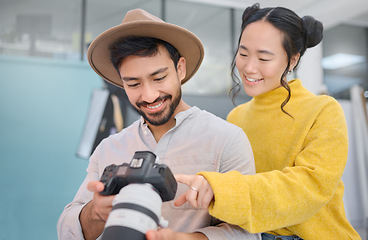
[87,21,204,89]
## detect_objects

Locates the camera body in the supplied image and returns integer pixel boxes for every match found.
[100,151,177,202]
[100,151,177,240]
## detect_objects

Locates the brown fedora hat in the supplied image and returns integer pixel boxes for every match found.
[87,8,204,88]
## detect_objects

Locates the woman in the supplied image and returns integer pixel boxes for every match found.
[175,3,361,240]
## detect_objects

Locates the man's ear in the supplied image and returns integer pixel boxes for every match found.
[290,53,300,71]
[176,57,186,82]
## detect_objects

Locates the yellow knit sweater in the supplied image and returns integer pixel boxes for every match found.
[199,79,360,239]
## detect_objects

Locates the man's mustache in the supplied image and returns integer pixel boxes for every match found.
[136,95,171,108]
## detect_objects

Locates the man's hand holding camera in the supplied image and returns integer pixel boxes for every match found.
[80,181,115,240]
[87,181,114,222]
[80,152,216,240]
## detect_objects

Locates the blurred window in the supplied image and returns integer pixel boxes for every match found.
[323,24,368,100]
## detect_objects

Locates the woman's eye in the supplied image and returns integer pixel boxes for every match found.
[260,58,270,62]
[239,53,248,57]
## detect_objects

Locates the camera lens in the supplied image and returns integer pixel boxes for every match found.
[101,183,163,240]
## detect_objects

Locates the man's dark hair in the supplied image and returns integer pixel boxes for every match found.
[110,36,181,74]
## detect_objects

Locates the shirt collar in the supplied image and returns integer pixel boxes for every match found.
[139,106,199,129]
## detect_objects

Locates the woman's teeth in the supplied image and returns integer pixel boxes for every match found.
[147,101,163,109]
[247,77,261,82]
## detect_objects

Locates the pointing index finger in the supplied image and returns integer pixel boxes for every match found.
[174,174,193,186]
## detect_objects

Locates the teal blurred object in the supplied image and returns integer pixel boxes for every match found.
[0,55,102,240]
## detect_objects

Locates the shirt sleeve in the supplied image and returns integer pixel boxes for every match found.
[197,126,259,239]
[197,223,261,240]
[57,152,101,240]
[219,127,256,175]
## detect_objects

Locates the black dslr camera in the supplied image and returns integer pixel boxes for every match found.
[99,151,177,201]
[100,151,177,240]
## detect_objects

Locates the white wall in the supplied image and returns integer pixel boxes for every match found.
[295,44,326,94]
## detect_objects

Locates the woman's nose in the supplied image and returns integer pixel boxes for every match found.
[243,58,258,74]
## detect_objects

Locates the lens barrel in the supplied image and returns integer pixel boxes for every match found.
[101,183,163,240]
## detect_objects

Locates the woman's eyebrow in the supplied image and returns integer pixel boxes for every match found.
[239,45,274,55]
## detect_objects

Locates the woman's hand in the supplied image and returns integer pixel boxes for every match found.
[174,174,214,209]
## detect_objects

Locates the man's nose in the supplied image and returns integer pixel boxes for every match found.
[141,84,160,103]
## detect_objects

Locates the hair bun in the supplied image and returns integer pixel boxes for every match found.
[302,16,323,48]
[241,3,260,27]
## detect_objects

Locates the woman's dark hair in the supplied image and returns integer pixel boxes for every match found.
[230,3,323,116]
[109,36,181,74]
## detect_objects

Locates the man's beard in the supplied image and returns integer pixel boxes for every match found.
[135,88,182,126]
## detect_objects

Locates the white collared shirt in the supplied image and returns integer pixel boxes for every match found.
[57,106,259,240]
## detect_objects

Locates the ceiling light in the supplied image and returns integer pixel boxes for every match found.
[322,53,365,70]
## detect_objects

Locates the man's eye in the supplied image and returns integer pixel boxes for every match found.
[127,83,139,88]
[239,53,248,57]
[155,76,166,81]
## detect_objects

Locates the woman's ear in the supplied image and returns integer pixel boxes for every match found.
[290,53,300,71]
[176,57,187,83]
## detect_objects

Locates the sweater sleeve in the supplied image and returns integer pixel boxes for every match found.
[199,99,349,233]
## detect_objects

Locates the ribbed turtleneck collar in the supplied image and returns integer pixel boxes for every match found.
[252,79,303,107]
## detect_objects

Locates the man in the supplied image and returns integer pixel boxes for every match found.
[57,9,259,240]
